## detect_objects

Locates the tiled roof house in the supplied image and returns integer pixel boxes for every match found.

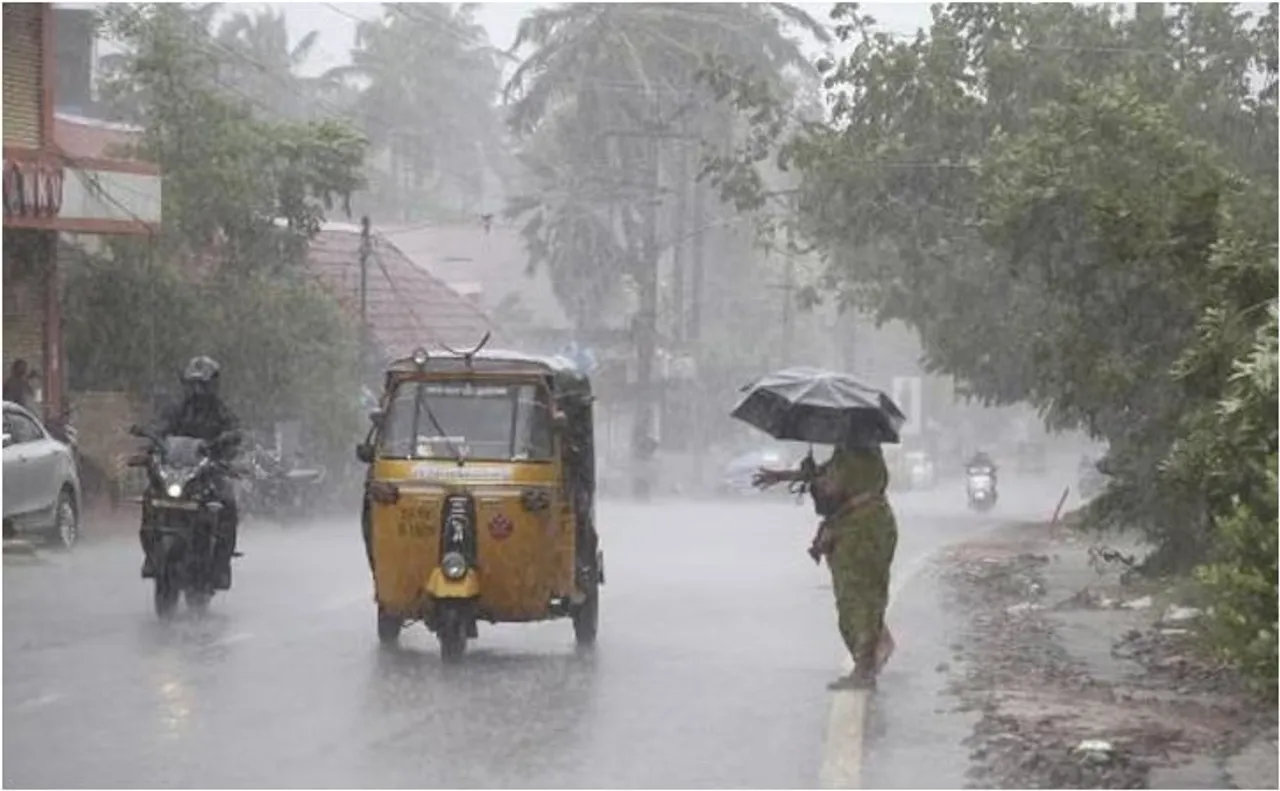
[301,221,500,360]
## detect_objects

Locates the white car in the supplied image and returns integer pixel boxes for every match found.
[904,450,937,490]
[3,400,82,548]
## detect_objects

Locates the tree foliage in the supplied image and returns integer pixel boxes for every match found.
[329,3,509,220]
[707,2,1277,682]
[69,4,368,461]
[63,252,363,459]
[213,6,338,122]
[100,4,367,269]
[504,2,827,312]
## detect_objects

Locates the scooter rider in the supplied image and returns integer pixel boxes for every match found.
[140,356,242,589]
[966,450,997,477]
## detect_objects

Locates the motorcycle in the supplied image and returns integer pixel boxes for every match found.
[128,425,240,618]
[240,442,327,521]
[966,466,998,512]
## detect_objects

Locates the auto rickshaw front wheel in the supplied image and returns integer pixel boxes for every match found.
[377,606,403,645]
[436,603,468,663]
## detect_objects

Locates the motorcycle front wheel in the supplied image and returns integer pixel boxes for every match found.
[185,589,211,615]
[154,575,180,619]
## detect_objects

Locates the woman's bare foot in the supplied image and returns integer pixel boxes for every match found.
[827,672,876,691]
[875,628,896,673]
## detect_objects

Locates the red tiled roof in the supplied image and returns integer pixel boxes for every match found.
[303,223,500,359]
[385,220,574,331]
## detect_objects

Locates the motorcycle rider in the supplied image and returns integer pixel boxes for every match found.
[966,449,997,474]
[140,356,241,589]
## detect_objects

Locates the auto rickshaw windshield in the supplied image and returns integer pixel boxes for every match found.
[378,380,554,462]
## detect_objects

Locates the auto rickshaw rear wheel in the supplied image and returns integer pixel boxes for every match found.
[572,584,599,646]
[377,607,403,645]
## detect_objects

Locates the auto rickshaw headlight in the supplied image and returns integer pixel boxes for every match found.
[441,551,467,581]
[166,483,183,499]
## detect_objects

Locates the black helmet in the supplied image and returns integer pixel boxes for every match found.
[181,355,221,398]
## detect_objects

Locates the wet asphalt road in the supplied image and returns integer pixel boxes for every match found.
[4,478,1074,789]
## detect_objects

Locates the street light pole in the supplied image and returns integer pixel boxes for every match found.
[359,215,371,370]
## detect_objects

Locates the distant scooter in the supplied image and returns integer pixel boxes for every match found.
[966,465,998,512]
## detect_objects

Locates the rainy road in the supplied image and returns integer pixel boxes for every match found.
[4,482,1071,788]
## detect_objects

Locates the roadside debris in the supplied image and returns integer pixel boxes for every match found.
[1159,605,1203,625]
[935,522,1275,789]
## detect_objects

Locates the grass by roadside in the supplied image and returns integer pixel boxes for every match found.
[934,520,1277,789]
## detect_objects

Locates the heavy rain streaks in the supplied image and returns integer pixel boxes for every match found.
[5,2,1277,790]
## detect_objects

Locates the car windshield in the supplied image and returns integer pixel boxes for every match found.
[162,436,206,467]
[379,381,553,461]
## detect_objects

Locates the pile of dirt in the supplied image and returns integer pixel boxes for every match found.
[936,523,1275,789]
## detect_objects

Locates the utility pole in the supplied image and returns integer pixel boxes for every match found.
[672,120,689,346]
[781,257,795,359]
[633,96,662,500]
[769,198,798,367]
[783,193,797,358]
[690,179,705,348]
[359,215,371,373]
[688,168,708,496]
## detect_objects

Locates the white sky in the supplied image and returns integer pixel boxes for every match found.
[267,2,935,77]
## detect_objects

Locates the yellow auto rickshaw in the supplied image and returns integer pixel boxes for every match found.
[355,342,604,661]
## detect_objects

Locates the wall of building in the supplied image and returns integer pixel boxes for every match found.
[2,4,45,149]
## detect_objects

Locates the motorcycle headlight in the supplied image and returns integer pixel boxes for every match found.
[441,551,468,581]
[166,483,183,498]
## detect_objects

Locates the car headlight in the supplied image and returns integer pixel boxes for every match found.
[166,483,183,498]
[441,551,468,581]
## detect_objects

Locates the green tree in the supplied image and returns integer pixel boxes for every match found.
[706,1,1278,679]
[213,5,336,122]
[329,3,508,221]
[710,2,1275,553]
[504,3,828,475]
[71,3,369,461]
[100,3,367,267]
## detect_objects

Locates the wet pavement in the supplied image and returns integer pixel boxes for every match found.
[4,479,1074,788]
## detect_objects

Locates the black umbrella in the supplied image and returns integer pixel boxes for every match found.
[731,367,907,445]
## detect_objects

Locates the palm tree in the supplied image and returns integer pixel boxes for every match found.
[503,3,830,493]
[98,3,225,123]
[505,3,826,134]
[504,3,829,307]
[327,3,510,221]
[213,5,332,120]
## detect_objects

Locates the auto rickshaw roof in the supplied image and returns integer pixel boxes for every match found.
[385,348,593,399]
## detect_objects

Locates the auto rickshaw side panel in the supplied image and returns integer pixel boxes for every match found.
[368,481,444,615]
[469,480,575,622]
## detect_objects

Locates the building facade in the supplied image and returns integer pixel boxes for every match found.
[3,3,161,419]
